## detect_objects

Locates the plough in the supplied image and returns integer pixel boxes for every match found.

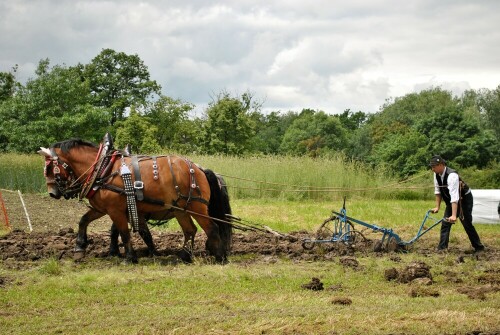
[301,198,444,252]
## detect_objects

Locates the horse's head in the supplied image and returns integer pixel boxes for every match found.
[37,147,77,199]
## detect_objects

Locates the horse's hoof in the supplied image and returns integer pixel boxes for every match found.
[215,255,228,265]
[125,257,138,264]
[177,249,193,263]
[149,250,161,257]
[73,250,85,261]
[109,249,120,257]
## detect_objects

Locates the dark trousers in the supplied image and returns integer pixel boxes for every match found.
[438,192,484,250]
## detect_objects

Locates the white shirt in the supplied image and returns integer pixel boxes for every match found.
[434,167,460,203]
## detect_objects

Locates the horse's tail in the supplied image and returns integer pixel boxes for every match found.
[203,169,233,254]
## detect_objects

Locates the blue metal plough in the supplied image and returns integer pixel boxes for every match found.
[302,198,444,252]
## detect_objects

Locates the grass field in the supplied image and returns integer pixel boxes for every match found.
[1,198,499,335]
[0,153,498,334]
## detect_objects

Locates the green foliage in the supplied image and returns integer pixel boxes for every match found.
[280,109,347,156]
[144,95,199,153]
[372,130,429,177]
[370,88,455,145]
[83,48,161,125]
[202,91,257,155]
[0,66,19,101]
[250,111,299,154]
[461,161,500,189]
[0,60,109,153]
[368,87,497,176]
[114,108,161,154]
[416,106,495,168]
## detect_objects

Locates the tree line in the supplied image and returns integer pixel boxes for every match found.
[1,49,499,179]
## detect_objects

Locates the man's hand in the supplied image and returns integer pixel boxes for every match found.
[431,207,439,213]
[446,215,457,223]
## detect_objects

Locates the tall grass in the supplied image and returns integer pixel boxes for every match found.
[190,153,433,200]
[0,153,434,200]
[0,153,46,193]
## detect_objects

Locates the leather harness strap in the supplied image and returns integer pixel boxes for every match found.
[120,158,140,232]
[131,156,144,201]
[167,156,209,207]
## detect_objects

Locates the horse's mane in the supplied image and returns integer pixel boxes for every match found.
[51,139,98,153]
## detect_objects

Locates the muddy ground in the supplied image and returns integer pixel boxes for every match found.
[1,193,499,265]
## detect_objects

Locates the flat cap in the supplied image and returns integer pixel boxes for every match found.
[429,155,445,167]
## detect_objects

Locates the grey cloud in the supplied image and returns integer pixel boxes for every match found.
[1,0,499,114]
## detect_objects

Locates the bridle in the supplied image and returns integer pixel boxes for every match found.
[44,148,82,199]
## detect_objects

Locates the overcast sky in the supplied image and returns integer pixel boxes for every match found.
[1,0,499,114]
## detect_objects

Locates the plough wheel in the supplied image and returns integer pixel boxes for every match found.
[301,240,316,250]
[338,230,368,248]
[302,216,338,250]
[316,216,354,240]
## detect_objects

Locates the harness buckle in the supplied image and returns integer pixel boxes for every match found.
[134,181,144,190]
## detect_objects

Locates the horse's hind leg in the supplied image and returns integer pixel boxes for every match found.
[109,223,120,257]
[174,212,198,263]
[111,215,157,257]
[138,216,159,257]
[76,208,105,253]
[109,212,138,264]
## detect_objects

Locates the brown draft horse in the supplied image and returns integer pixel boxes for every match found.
[38,138,232,263]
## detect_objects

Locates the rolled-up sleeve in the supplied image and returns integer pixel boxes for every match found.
[434,175,440,195]
[447,173,460,203]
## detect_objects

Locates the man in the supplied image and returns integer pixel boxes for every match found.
[429,155,485,252]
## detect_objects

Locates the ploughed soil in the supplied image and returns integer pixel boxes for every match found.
[1,193,499,264]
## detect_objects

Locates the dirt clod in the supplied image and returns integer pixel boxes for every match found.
[398,261,432,283]
[384,267,399,281]
[301,277,323,291]
[339,256,359,269]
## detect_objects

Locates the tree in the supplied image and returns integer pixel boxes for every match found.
[416,107,495,169]
[468,86,500,157]
[249,111,299,154]
[372,130,429,176]
[201,91,257,155]
[336,109,367,131]
[114,108,161,154]
[279,109,347,156]
[0,59,109,153]
[144,96,198,153]
[370,88,455,145]
[0,65,19,101]
[83,49,161,125]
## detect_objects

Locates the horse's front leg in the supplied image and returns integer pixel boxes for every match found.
[75,208,105,253]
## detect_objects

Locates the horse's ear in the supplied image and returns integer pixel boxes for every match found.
[37,147,51,157]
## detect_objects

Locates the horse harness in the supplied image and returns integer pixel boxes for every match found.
[44,148,80,199]
[45,144,209,232]
[88,153,208,231]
